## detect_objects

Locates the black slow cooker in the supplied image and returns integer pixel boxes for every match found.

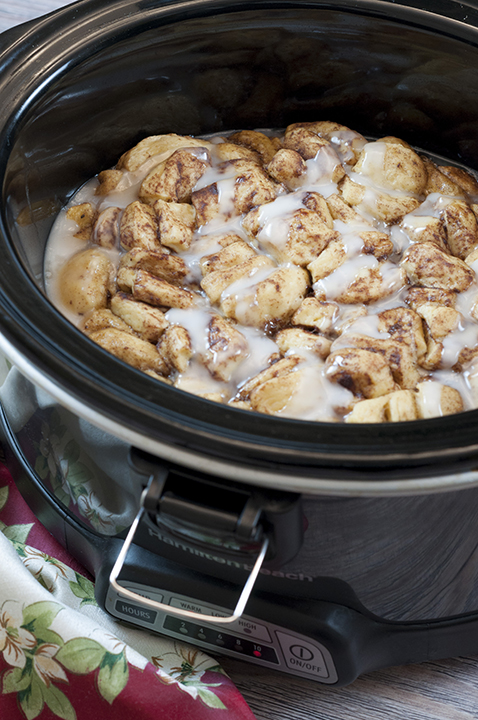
[2,0,478,686]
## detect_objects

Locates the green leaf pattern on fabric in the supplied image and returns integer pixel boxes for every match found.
[97,650,129,704]
[56,638,106,674]
[19,673,44,720]
[68,572,96,607]
[3,666,33,694]
[42,682,76,720]
[153,644,228,709]
[197,687,227,709]
[22,601,62,634]
[3,523,35,544]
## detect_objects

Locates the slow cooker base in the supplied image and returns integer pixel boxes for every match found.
[4,406,478,686]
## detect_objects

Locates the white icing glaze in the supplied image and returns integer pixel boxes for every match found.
[355,142,388,186]
[417,380,445,418]
[302,146,341,196]
[174,359,230,398]
[442,317,478,367]
[165,307,212,354]
[279,350,354,421]
[166,306,279,392]
[315,254,378,300]
[342,313,391,340]
[180,234,226,282]
[234,326,279,385]
[404,192,455,219]
[327,130,366,164]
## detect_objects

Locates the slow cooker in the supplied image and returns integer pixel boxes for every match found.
[3,0,478,687]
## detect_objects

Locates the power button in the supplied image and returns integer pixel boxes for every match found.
[276,631,329,679]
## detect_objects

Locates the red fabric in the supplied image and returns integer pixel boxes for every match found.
[0,664,255,720]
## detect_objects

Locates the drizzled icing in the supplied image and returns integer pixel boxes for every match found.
[302,146,342,195]
[278,350,354,422]
[256,192,307,249]
[44,127,478,422]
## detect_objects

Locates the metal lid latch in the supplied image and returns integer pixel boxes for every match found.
[109,475,269,624]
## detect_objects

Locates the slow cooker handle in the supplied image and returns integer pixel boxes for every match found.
[109,475,269,624]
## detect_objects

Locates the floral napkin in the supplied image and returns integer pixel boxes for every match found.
[0,461,256,720]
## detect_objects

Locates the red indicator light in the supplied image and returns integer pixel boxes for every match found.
[253,650,261,658]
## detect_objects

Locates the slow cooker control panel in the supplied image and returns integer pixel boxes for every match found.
[105,581,338,683]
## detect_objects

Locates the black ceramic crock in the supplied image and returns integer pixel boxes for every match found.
[3,0,478,684]
[3,0,478,486]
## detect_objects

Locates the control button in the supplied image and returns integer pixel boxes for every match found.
[169,597,272,641]
[276,632,329,678]
[169,598,210,616]
[290,645,314,661]
[179,626,188,635]
[234,618,272,643]
[114,600,157,625]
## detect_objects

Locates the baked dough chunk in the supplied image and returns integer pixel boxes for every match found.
[118,248,188,286]
[275,328,332,358]
[200,241,257,276]
[284,120,364,167]
[154,199,196,252]
[89,327,169,375]
[140,148,211,203]
[266,148,307,189]
[309,236,400,305]
[110,292,169,342]
[340,139,428,223]
[203,315,249,382]
[291,298,339,332]
[201,255,275,305]
[221,265,309,330]
[228,130,280,164]
[117,133,212,172]
[421,156,465,197]
[237,357,301,401]
[120,201,161,252]
[441,200,478,259]
[93,207,121,249]
[243,204,339,267]
[401,242,474,292]
[133,270,196,309]
[400,213,448,252]
[157,325,193,373]
[346,390,418,423]
[95,169,123,196]
[58,248,114,315]
[333,333,425,390]
[66,203,97,241]
[325,348,397,399]
[82,308,135,336]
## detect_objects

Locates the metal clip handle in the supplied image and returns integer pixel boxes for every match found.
[109,485,269,624]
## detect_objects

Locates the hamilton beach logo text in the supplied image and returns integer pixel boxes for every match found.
[147,527,312,581]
